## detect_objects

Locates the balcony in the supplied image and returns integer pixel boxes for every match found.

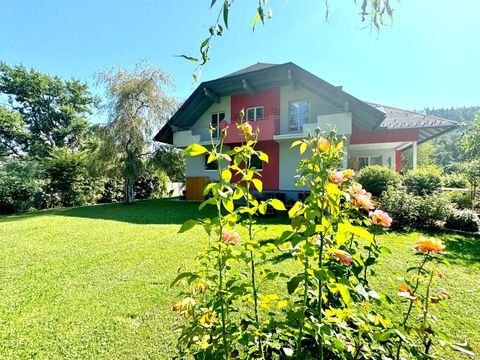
[172,112,352,147]
[274,111,352,141]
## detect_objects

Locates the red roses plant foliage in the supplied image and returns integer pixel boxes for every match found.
[171,113,473,359]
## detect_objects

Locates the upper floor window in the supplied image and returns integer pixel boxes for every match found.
[246,106,264,121]
[211,112,225,139]
[288,100,310,132]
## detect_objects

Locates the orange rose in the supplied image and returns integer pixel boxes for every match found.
[332,249,353,265]
[221,229,240,245]
[317,137,331,152]
[342,169,355,180]
[414,237,446,254]
[369,210,392,228]
[240,122,253,137]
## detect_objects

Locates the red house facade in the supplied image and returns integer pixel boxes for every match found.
[155,63,457,199]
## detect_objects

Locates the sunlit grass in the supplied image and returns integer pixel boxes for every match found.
[0,199,478,358]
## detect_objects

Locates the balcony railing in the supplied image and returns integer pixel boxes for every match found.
[174,111,351,145]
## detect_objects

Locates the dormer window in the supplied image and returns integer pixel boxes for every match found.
[246,106,264,121]
[211,112,225,139]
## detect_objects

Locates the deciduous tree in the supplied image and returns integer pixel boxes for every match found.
[96,61,177,203]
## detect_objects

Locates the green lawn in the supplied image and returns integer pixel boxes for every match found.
[0,199,478,359]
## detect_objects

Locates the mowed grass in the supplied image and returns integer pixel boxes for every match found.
[0,199,479,359]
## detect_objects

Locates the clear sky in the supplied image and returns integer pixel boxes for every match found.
[1,1,479,123]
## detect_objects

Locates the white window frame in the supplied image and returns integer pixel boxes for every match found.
[288,99,310,132]
[246,106,264,121]
[358,155,383,169]
[210,112,225,139]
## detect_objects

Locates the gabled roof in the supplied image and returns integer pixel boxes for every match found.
[369,103,458,144]
[224,62,278,77]
[154,62,385,143]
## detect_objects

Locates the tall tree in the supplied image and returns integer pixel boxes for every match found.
[0,62,96,157]
[0,106,29,157]
[461,114,480,160]
[96,61,176,203]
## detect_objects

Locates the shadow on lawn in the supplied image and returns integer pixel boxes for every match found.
[55,199,291,226]
[442,233,480,265]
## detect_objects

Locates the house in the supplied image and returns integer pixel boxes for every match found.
[154,62,456,200]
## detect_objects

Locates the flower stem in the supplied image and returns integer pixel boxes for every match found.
[396,255,428,360]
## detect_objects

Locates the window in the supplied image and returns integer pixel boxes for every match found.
[211,112,225,139]
[246,106,264,121]
[288,100,310,132]
[204,154,218,171]
[358,156,383,169]
[250,154,263,171]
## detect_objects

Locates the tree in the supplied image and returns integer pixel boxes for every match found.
[151,144,186,182]
[182,1,396,80]
[461,113,480,160]
[96,61,177,204]
[0,62,96,157]
[0,106,29,156]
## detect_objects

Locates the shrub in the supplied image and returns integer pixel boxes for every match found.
[417,193,453,229]
[98,177,124,203]
[134,169,169,200]
[403,166,442,196]
[0,158,46,214]
[43,147,104,207]
[445,209,479,232]
[442,172,469,188]
[448,190,473,209]
[356,165,401,197]
[380,187,420,230]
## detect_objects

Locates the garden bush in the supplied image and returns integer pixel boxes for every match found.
[448,190,473,209]
[134,169,169,200]
[379,187,421,230]
[442,172,469,188]
[356,165,401,197]
[43,147,104,207]
[403,166,442,196]
[171,119,471,359]
[417,193,453,229]
[445,209,479,232]
[0,158,46,214]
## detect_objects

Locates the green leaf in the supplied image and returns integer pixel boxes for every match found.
[269,198,286,211]
[300,142,307,154]
[210,0,217,8]
[252,178,263,192]
[223,199,234,213]
[170,272,198,287]
[257,151,269,163]
[184,144,208,156]
[199,197,216,210]
[207,152,216,164]
[178,219,197,233]
[291,140,303,148]
[287,274,304,294]
[221,168,232,183]
[288,201,302,218]
[223,1,229,29]
[176,55,199,63]
[252,13,260,31]
[336,283,351,304]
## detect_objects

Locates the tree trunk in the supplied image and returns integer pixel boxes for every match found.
[124,178,135,204]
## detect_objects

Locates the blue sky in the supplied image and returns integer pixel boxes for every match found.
[1,1,479,123]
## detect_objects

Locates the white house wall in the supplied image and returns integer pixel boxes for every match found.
[279,141,308,191]
[190,95,231,134]
[279,85,340,134]
[349,148,396,169]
